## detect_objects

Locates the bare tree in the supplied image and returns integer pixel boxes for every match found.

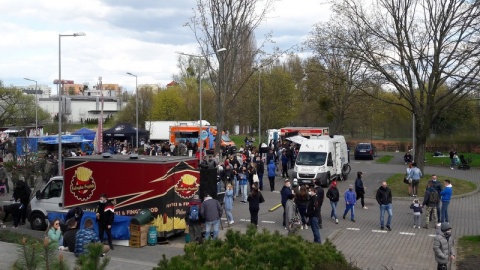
[328,0,480,169]
[188,0,277,153]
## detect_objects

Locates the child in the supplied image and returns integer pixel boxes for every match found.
[410,199,423,228]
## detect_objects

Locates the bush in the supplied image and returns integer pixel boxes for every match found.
[155,225,360,270]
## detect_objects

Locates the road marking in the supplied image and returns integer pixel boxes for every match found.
[269,203,282,212]
[372,230,388,233]
[346,228,360,231]
[399,232,415,236]
[428,234,436,237]
[272,191,280,193]
[261,220,276,224]
[239,219,251,222]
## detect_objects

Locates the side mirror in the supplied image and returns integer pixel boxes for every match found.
[327,160,333,167]
[35,190,42,200]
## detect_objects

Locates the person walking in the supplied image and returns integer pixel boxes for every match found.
[186,194,203,243]
[281,151,289,178]
[433,223,455,270]
[247,186,265,227]
[280,179,292,228]
[256,157,265,191]
[224,184,234,225]
[376,181,393,231]
[314,180,324,229]
[440,179,453,223]
[267,160,276,191]
[343,184,356,222]
[326,180,340,224]
[355,172,367,209]
[200,193,223,240]
[408,162,423,197]
[422,181,440,229]
[429,174,443,223]
[12,180,31,225]
[96,193,115,250]
[295,185,310,229]
[306,186,321,243]
[410,199,423,228]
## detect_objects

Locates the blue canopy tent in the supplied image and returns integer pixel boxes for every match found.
[72,128,96,141]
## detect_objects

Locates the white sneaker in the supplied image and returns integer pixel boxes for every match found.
[413,225,416,228]
[229,221,234,225]
[363,206,368,209]
[301,225,304,230]
[304,225,308,230]
[335,219,339,224]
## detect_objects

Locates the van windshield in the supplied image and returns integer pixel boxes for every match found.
[296,152,327,166]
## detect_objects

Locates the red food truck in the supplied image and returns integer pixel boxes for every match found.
[28,155,200,237]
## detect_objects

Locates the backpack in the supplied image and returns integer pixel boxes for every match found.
[189,205,200,222]
[429,189,439,204]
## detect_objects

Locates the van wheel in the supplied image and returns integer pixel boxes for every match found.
[30,212,47,231]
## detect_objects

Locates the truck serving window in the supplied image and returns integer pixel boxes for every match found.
[296,152,327,166]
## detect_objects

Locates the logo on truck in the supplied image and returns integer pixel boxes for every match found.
[70,167,96,201]
[174,173,199,199]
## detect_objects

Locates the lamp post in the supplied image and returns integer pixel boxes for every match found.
[58,32,85,176]
[126,72,139,149]
[23,78,38,134]
[258,69,261,145]
[175,48,226,156]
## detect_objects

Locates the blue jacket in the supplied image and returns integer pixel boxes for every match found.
[238,173,247,185]
[280,185,291,206]
[408,167,422,180]
[344,189,356,205]
[440,185,453,201]
[223,189,234,210]
[74,228,100,256]
[281,154,288,165]
[267,160,276,177]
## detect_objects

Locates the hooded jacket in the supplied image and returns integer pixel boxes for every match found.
[375,186,392,205]
[326,186,340,202]
[267,160,276,177]
[433,230,455,264]
[440,184,453,202]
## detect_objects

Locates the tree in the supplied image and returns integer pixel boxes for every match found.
[328,0,480,169]
[150,86,187,120]
[115,86,155,128]
[188,0,277,153]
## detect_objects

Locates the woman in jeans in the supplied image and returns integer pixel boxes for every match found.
[295,185,309,229]
[408,162,423,197]
[326,181,340,224]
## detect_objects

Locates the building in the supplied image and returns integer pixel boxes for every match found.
[23,84,53,97]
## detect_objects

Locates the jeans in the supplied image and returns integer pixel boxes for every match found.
[309,216,321,243]
[234,177,239,197]
[343,204,355,220]
[440,201,450,223]
[330,201,338,219]
[205,219,220,240]
[380,204,393,227]
[268,176,275,191]
[226,209,233,222]
[413,215,421,227]
[258,173,264,190]
[240,184,248,202]
[298,204,307,226]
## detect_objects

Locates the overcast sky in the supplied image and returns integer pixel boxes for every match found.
[0,0,330,93]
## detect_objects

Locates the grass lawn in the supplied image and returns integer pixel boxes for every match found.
[376,155,393,163]
[425,152,480,167]
[385,173,477,197]
[0,230,42,245]
[457,235,480,269]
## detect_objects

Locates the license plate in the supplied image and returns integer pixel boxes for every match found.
[360,150,366,152]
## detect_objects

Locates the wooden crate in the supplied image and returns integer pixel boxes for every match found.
[129,233,147,248]
[130,224,150,233]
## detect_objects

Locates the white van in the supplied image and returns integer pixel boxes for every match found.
[292,135,350,186]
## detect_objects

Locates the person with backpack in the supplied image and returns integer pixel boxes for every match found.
[306,186,321,243]
[422,181,440,229]
[186,194,202,243]
[200,193,223,240]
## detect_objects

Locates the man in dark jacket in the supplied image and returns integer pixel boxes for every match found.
[1,203,22,228]
[96,193,115,250]
[422,181,439,229]
[13,180,31,225]
[306,186,321,243]
[314,180,324,228]
[186,194,203,243]
[200,194,223,240]
[280,180,292,228]
[256,157,265,191]
[62,218,78,252]
[375,181,393,231]
[326,181,340,224]
[428,175,442,223]
[65,207,84,229]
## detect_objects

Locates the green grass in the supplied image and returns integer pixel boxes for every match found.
[457,235,480,264]
[0,230,42,245]
[230,134,248,148]
[376,155,393,163]
[385,173,477,197]
[425,152,480,167]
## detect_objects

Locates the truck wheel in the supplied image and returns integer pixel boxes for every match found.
[30,212,47,231]
[342,164,351,175]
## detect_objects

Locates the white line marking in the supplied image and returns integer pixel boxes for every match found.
[346,228,360,231]
[428,234,436,237]
[261,220,276,224]
[399,232,415,236]
[239,219,251,222]
[372,230,388,233]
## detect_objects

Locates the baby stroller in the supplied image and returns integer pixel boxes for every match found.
[458,155,471,170]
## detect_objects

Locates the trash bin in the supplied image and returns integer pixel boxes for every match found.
[131,209,153,225]
[147,226,157,246]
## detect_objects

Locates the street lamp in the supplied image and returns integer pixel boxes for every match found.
[58,32,86,176]
[174,48,226,156]
[23,78,38,134]
[126,72,139,149]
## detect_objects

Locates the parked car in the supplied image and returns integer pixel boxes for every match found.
[354,143,376,160]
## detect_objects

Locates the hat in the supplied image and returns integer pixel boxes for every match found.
[331,181,337,187]
[193,194,200,200]
[441,223,452,232]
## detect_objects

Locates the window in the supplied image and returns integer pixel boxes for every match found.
[44,180,63,199]
[296,152,327,166]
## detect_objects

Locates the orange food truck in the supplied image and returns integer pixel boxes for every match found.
[169,126,236,153]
